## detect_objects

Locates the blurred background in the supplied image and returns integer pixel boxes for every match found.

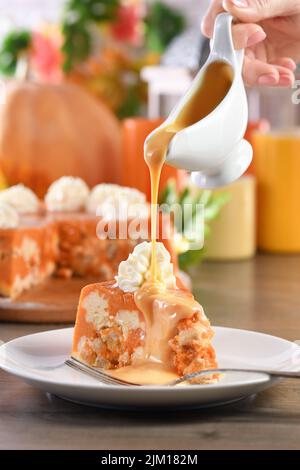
[0,0,300,273]
[0,1,209,30]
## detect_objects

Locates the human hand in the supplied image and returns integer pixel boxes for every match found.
[202,0,300,86]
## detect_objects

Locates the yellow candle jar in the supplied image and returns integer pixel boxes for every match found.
[253,130,300,253]
[204,176,256,260]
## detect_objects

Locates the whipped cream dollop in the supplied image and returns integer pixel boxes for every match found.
[45,176,90,212]
[0,184,40,214]
[115,241,176,293]
[0,202,19,228]
[86,184,149,219]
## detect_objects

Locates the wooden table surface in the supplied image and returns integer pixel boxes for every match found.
[1,254,300,450]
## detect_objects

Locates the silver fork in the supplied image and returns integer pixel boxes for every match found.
[65,356,300,386]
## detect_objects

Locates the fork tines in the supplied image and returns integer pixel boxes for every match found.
[65,356,141,386]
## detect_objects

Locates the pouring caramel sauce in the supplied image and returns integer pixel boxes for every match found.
[145,61,233,279]
[112,61,233,384]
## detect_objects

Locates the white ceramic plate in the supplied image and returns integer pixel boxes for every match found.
[0,327,299,409]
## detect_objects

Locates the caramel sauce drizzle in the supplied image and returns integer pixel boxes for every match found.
[114,62,233,383]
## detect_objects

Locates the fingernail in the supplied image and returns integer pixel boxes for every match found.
[232,0,249,7]
[247,30,267,47]
[279,74,294,85]
[258,74,278,85]
[285,60,297,71]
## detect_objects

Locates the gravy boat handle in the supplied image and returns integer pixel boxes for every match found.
[210,12,244,73]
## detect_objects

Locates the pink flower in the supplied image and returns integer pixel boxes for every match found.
[30,28,63,83]
[110,3,144,46]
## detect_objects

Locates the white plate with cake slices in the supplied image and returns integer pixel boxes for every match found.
[1,327,299,409]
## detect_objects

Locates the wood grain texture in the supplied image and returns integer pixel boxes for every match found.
[0,254,300,450]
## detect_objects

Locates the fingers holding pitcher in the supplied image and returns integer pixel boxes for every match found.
[201,0,297,87]
[202,0,267,49]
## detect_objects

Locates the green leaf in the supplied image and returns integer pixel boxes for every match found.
[204,225,211,238]
[183,203,204,243]
[159,178,230,270]
[179,248,204,271]
[62,22,92,72]
[61,0,120,72]
[159,179,178,207]
[145,1,186,53]
[195,189,212,206]
[179,187,193,206]
[0,30,31,76]
[117,88,142,119]
[64,0,119,22]
[204,192,231,221]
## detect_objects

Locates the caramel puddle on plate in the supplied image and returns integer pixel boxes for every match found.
[118,62,233,385]
[109,362,179,386]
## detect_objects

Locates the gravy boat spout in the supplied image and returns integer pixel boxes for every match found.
[150,13,253,189]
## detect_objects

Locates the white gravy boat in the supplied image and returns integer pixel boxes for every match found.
[147,12,253,189]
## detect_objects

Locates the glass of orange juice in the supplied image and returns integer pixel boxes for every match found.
[253,130,300,252]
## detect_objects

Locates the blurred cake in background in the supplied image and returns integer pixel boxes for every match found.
[0,186,58,298]
[0,178,177,298]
